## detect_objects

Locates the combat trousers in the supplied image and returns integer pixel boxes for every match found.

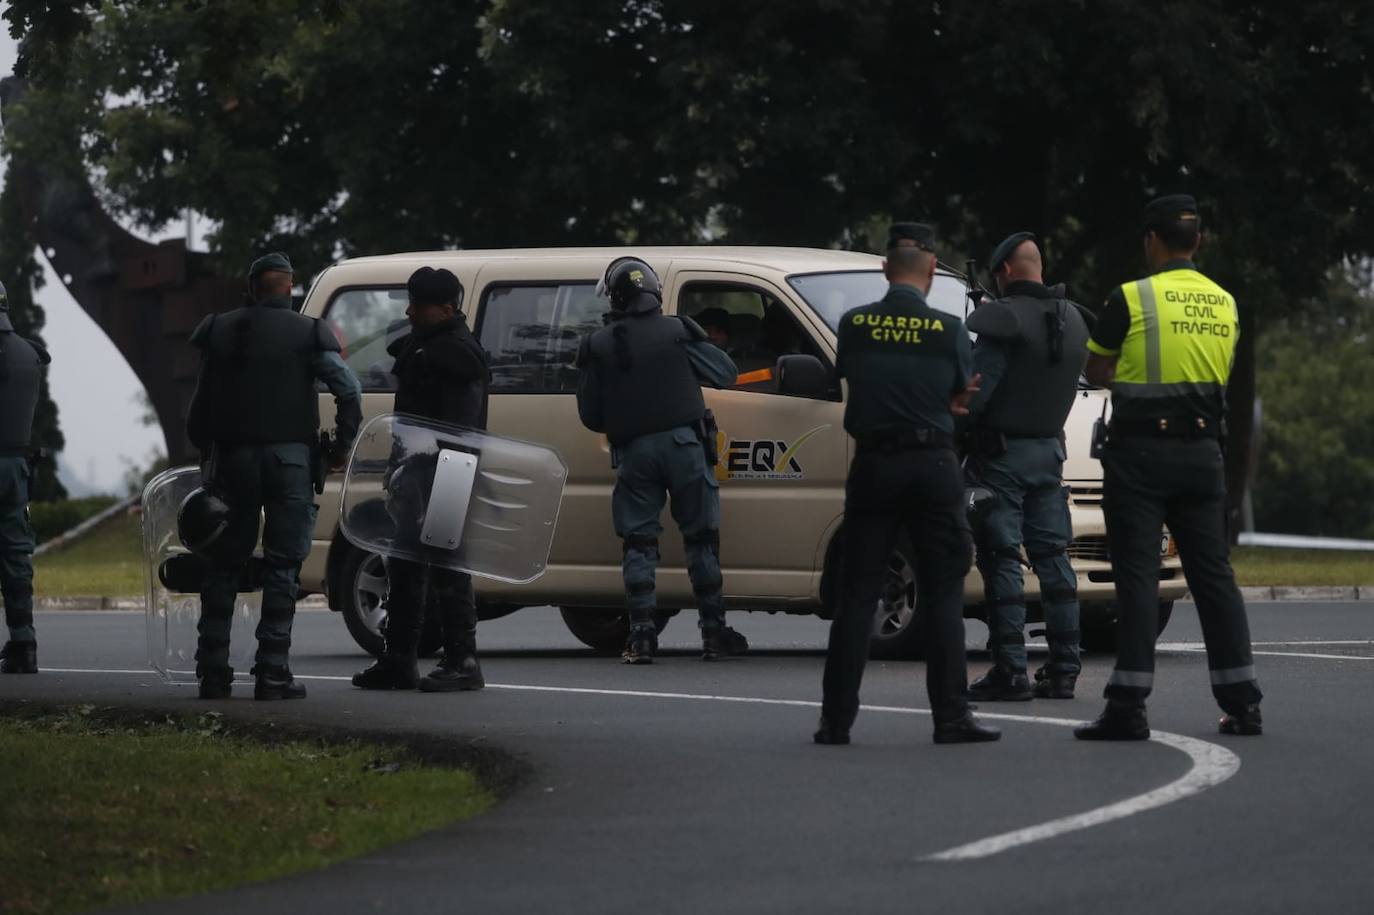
[611,426,725,636]
[1101,436,1261,713]
[822,446,974,729]
[385,558,478,654]
[196,443,317,675]
[0,457,36,642]
[972,437,1081,676]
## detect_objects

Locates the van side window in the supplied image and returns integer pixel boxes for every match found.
[679,282,833,398]
[323,287,410,392]
[477,283,609,393]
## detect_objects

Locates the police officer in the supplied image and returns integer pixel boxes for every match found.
[0,280,50,675]
[575,256,748,664]
[964,233,1090,701]
[186,253,362,700]
[816,223,1000,745]
[353,266,490,692]
[1076,195,1262,740]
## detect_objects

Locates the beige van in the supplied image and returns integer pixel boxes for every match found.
[299,247,1188,659]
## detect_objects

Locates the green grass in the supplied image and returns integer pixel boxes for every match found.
[0,707,493,915]
[33,511,145,597]
[1230,547,1374,588]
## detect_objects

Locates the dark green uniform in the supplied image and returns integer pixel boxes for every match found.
[965,273,1090,691]
[186,283,361,685]
[820,267,980,736]
[0,289,49,675]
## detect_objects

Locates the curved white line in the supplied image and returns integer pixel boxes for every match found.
[33,667,1241,861]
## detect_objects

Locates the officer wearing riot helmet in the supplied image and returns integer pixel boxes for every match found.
[816,223,999,745]
[1077,195,1262,740]
[0,280,51,675]
[575,256,748,663]
[184,252,361,700]
[964,233,1090,701]
[353,266,490,693]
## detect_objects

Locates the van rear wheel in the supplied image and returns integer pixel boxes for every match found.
[867,535,926,660]
[338,546,442,657]
[560,607,673,655]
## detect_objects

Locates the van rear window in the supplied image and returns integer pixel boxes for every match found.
[477,283,609,393]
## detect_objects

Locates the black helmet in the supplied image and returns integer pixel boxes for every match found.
[177,488,234,559]
[596,256,661,314]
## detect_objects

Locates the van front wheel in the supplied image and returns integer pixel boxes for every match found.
[560,607,673,655]
[338,546,441,657]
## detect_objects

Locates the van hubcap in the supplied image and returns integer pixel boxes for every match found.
[353,553,389,638]
[874,552,916,639]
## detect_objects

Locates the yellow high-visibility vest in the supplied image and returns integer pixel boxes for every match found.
[1090,267,1238,411]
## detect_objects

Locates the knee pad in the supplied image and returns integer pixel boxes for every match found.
[622,534,660,561]
[683,528,721,555]
[1026,544,1067,563]
[1041,586,1078,604]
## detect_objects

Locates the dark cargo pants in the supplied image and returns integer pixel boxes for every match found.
[611,426,725,636]
[822,446,974,729]
[197,443,317,675]
[0,457,35,643]
[1102,436,1261,714]
[972,437,1081,676]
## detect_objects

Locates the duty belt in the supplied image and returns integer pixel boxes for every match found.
[1110,416,1218,440]
[855,426,954,453]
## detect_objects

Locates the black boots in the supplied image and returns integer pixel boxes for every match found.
[702,625,749,661]
[622,631,655,664]
[419,630,484,692]
[1219,704,1263,736]
[813,715,851,745]
[197,666,233,699]
[353,625,421,690]
[1032,665,1078,699]
[933,712,1003,744]
[0,640,37,674]
[252,665,307,701]
[1074,703,1150,741]
[968,665,1033,701]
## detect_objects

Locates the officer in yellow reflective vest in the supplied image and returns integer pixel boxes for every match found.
[1076,195,1262,741]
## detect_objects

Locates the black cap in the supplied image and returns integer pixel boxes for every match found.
[988,231,1036,274]
[1143,194,1199,230]
[407,266,463,307]
[886,222,936,253]
[247,252,292,280]
[695,307,731,332]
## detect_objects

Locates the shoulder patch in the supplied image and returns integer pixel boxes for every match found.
[965,300,1020,340]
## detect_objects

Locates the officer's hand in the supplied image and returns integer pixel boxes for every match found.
[950,373,982,416]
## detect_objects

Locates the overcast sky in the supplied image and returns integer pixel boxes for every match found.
[2,34,167,495]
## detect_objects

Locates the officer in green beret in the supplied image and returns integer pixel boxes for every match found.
[1077,195,1262,740]
[816,223,999,745]
[185,252,363,700]
[0,279,51,675]
[964,233,1091,701]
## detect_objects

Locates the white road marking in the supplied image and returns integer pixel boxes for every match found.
[1162,646,1374,662]
[32,665,1241,862]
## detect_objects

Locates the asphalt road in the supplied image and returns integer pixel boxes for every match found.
[4,602,1373,914]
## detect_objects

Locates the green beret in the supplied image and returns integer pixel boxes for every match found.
[988,231,1036,274]
[1143,194,1199,230]
[886,222,936,253]
[248,252,293,280]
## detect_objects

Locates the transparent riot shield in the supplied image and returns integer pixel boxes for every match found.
[142,466,261,684]
[340,413,567,583]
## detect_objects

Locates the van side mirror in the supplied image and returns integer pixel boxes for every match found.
[776,354,832,400]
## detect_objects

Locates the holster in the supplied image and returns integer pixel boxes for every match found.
[697,410,720,467]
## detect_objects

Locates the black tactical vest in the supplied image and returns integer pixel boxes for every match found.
[193,301,329,445]
[587,312,706,446]
[0,330,48,453]
[976,292,1090,437]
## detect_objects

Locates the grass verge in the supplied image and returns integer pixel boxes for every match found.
[1230,547,1374,588]
[33,511,144,598]
[0,705,498,915]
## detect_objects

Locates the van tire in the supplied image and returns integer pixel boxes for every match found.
[560,607,674,655]
[823,531,926,661]
[1080,600,1175,654]
[338,546,442,657]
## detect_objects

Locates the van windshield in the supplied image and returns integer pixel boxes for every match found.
[788,271,970,331]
